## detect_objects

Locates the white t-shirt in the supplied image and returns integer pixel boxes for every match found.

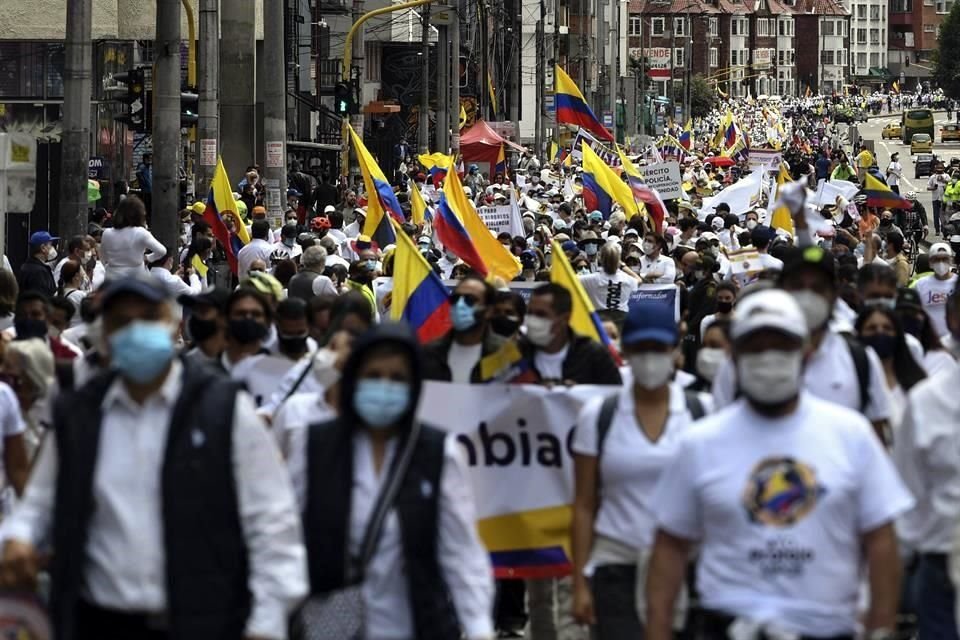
[914,273,958,337]
[638,254,676,284]
[100,226,166,279]
[447,342,482,383]
[533,345,569,381]
[712,331,891,422]
[236,238,276,280]
[272,391,336,460]
[651,393,914,636]
[757,252,784,271]
[579,271,640,312]
[572,384,705,554]
[887,161,902,187]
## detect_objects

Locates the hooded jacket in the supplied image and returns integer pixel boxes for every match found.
[302,322,460,640]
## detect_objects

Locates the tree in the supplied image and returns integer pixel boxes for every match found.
[935,1,960,98]
[690,74,718,119]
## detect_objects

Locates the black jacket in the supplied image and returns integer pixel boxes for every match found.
[421,329,514,382]
[18,256,56,298]
[518,332,622,385]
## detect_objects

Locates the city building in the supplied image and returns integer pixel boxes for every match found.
[889,0,955,90]
[793,0,851,94]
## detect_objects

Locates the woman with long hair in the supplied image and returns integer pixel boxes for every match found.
[182,236,214,288]
[99,196,166,279]
[855,305,926,433]
[57,260,86,328]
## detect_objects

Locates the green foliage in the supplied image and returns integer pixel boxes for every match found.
[935,2,960,98]
[690,74,717,118]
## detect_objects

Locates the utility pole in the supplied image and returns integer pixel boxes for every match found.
[59,0,92,242]
[436,22,450,152]
[348,0,366,182]
[478,1,488,120]
[535,1,545,155]
[579,0,588,91]
[197,0,219,196]
[153,0,181,251]
[509,0,521,147]
[419,6,431,154]
[220,0,255,183]
[608,0,618,131]
[451,3,461,154]
[639,19,646,138]
[263,0,287,223]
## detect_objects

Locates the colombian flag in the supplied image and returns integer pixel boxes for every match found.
[203,157,250,274]
[435,191,489,277]
[550,239,621,365]
[390,218,451,342]
[679,120,693,150]
[770,162,795,235]
[581,142,640,220]
[494,144,507,176]
[349,124,403,249]
[554,65,614,142]
[862,173,912,209]
[419,152,452,188]
[410,184,430,226]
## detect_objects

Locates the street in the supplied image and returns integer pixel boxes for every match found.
[858,111,959,241]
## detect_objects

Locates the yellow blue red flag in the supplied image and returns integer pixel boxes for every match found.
[554,65,614,142]
[203,157,250,274]
[390,218,451,342]
[349,124,403,248]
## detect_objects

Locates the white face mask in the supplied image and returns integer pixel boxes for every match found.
[524,315,554,347]
[312,347,341,388]
[696,347,726,382]
[746,219,758,231]
[737,349,804,405]
[628,352,674,390]
[790,290,831,332]
[45,246,58,262]
[933,261,952,277]
[642,241,657,256]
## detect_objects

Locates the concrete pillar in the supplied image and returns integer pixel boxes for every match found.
[220,0,256,183]
[153,0,182,251]
[59,0,92,241]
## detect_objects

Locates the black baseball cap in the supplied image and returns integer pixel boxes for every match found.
[779,246,836,282]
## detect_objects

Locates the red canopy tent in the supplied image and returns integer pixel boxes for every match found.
[459,120,526,171]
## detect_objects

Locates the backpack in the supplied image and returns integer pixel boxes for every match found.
[838,332,871,413]
[596,388,706,454]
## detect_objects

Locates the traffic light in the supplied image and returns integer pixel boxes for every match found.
[113,68,148,133]
[334,82,352,115]
[181,88,199,127]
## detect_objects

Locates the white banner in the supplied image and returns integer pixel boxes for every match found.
[417,382,616,578]
[641,161,683,200]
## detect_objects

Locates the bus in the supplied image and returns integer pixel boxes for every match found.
[902,109,935,144]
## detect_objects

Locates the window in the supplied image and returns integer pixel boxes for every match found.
[924,22,936,31]
[731,48,738,64]
[778,50,784,65]
[709,17,718,36]
[857,5,866,18]
[892,0,911,11]
[937,0,954,12]
[869,52,880,66]
[841,20,848,36]
[822,20,835,35]
[673,17,686,36]
[869,5,880,18]
[869,28,879,43]
[821,50,834,65]
[857,28,867,43]
[710,47,718,66]
[674,48,685,66]
[629,16,642,36]
[732,19,739,35]
[857,52,867,67]
[758,18,769,36]
[838,49,845,64]
[651,17,665,35]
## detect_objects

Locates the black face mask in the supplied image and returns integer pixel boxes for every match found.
[15,318,47,340]
[716,300,733,314]
[278,333,309,356]
[490,315,521,337]
[227,318,268,345]
[188,315,219,343]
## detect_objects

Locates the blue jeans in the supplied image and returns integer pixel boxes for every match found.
[916,554,960,640]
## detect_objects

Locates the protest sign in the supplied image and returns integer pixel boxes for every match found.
[418,382,617,578]
[747,149,782,171]
[641,161,683,200]
[727,248,763,286]
[478,204,515,235]
[633,283,681,322]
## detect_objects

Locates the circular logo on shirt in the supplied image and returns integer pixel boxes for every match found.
[742,457,826,527]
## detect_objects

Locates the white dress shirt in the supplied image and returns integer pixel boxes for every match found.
[288,430,495,640]
[1,361,308,639]
[147,266,202,298]
[894,365,960,553]
[638,254,676,284]
[272,392,335,460]
[236,238,276,281]
[100,227,166,280]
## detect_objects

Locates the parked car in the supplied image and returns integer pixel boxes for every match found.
[915,153,937,178]
[911,133,933,155]
[882,123,902,139]
[943,124,960,142]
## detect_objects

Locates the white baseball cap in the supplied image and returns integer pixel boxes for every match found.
[930,242,954,258]
[323,205,336,214]
[731,289,808,342]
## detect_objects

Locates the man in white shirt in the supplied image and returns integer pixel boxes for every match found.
[646,289,912,640]
[0,274,307,639]
[899,289,960,640]
[712,246,891,435]
[236,219,276,280]
[914,242,958,337]
[637,233,677,284]
[886,152,903,194]
[750,225,784,272]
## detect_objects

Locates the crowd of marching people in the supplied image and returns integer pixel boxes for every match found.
[1,86,960,640]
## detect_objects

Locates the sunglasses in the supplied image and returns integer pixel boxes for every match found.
[450,293,481,306]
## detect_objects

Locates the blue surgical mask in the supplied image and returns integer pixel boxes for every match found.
[450,297,479,332]
[585,244,598,256]
[108,321,175,383]
[353,379,411,428]
[365,259,377,271]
